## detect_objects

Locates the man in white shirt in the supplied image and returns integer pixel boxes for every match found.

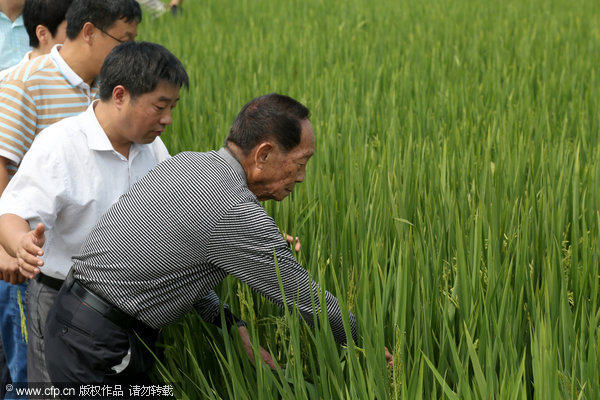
[0,40,176,385]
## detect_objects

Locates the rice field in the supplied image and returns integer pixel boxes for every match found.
[138,0,600,398]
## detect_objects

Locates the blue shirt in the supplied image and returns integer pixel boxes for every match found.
[0,13,30,70]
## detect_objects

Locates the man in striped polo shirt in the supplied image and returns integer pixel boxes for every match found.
[0,0,142,385]
[42,93,393,386]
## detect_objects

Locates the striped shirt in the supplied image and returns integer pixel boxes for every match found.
[0,51,30,81]
[73,148,358,345]
[0,44,98,176]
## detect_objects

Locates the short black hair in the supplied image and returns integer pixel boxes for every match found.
[226,93,310,154]
[23,0,73,48]
[98,42,189,101]
[65,0,142,40]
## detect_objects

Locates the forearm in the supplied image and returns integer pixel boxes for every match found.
[195,290,245,330]
[0,157,30,256]
[276,273,357,345]
[321,290,358,345]
[0,214,32,257]
[209,204,355,344]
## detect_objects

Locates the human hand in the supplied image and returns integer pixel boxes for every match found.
[238,326,277,369]
[0,246,25,284]
[282,233,301,252]
[16,223,45,279]
[385,347,393,367]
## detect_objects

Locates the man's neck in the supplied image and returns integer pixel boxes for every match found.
[224,141,266,196]
[29,48,43,59]
[224,142,247,170]
[57,41,95,87]
[31,41,56,58]
[0,0,24,21]
[94,101,131,159]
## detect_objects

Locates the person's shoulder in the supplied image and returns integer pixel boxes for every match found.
[171,150,216,163]
[138,137,170,163]
[0,54,54,84]
[155,151,221,175]
[0,54,27,81]
[16,119,78,167]
[34,113,85,145]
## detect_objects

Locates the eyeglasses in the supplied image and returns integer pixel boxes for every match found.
[96,26,127,44]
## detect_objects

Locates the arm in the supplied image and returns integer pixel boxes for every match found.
[0,130,67,280]
[194,290,243,328]
[0,243,23,284]
[385,347,393,366]
[281,231,301,252]
[0,79,39,282]
[238,326,276,369]
[207,202,358,345]
[0,79,38,167]
[0,215,45,280]
[195,290,276,368]
[0,156,25,283]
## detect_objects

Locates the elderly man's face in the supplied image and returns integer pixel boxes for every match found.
[257,119,315,201]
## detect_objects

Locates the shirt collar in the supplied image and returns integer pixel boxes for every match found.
[218,147,247,185]
[85,100,145,160]
[81,101,114,151]
[50,44,91,90]
[0,13,24,26]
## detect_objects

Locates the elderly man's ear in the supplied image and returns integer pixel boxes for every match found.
[254,142,276,169]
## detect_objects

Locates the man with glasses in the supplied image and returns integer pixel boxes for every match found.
[0,0,141,385]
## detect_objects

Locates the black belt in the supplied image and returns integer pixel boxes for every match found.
[64,272,136,330]
[36,273,64,291]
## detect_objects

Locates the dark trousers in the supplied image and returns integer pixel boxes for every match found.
[26,276,57,383]
[44,284,158,386]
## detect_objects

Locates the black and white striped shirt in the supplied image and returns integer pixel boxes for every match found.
[72,148,357,345]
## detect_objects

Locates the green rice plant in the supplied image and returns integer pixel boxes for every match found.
[139,0,600,397]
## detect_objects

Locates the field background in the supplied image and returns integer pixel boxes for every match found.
[139,0,600,398]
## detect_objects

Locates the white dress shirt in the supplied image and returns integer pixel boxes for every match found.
[0,101,170,279]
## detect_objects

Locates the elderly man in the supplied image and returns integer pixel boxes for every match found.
[1,42,275,387]
[42,93,393,386]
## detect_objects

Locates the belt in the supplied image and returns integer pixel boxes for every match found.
[36,273,64,291]
[64,272,136,330]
